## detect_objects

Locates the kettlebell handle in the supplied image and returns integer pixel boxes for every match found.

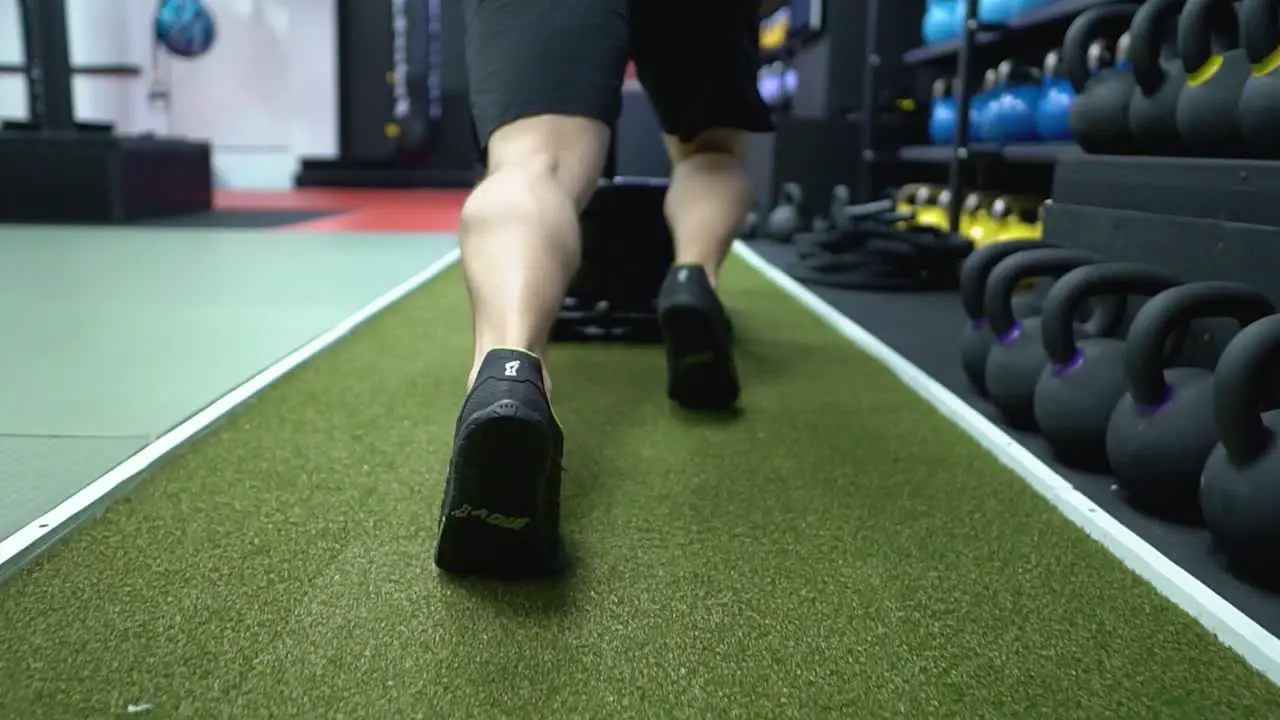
[1040,263,1183,366]
[1125,281,1276,405]
[1215,314,1280,466]
[1240,0,1280,68]
[1128,0,1186,94]
[958,240,1047,321]
[1061,4,1141,92]
[780,182,803,205]
[1043,49,1062,79]
[1178,0,1241,77]
[829,185,852,216]
[896,184,923,204]
[984,248,1105,339]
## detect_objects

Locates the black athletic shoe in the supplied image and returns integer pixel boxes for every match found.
[434,348,566,577]
[656,265,740,410]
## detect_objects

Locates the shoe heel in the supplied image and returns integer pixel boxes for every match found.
[659,304,739,410]
[435,401,562,576]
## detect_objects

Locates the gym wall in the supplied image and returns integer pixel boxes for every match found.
[161,0,338,189]
[0,0,165,132]
[0,0,339,189]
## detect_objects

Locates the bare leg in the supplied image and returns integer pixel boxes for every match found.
[662,129,754,288]
[654,128,753,411]
[435,114,610,577]
[459,115,611,390]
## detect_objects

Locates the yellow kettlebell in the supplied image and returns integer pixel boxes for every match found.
[991,195,1044,241]
[914,185,949,229]
[895,183,923,214]
[894,183,925,226]
[960,192,999,245]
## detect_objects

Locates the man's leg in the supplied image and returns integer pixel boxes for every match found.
[632,0,774,410]
[663,130,754,289]
[460,116,610,390]
[435,0,629,577]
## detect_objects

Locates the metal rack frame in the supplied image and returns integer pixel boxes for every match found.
[946,0,983,232]
[15,0,75,132]
[858,0,983,230]
[857,0,880,203]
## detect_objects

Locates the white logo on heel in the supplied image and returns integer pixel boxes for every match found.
[504,360,520,377]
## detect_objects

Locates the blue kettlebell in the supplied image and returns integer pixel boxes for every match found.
[929,78,958,144]
[984,60,1043,142]
[1036,49,1075,140]
[156,0,217,58]
[923,0,961,44]
[969,68,999,141]
[979,0,1019,22]
[981,0,1056,22]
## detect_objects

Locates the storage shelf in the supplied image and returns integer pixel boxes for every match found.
[897,142,1080,163]
[0,63,141,76]
[1000,141,1081,162]
[902,0,1128,65]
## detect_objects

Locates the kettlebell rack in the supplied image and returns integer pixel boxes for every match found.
[887,0,1126,232]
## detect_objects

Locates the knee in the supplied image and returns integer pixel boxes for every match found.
[459,157,573,236]
[476,115,611,212]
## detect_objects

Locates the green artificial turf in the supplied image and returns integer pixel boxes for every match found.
[1,257,1278,719]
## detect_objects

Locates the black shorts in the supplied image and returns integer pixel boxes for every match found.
[463,0,775,149]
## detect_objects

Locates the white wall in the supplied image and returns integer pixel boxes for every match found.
[0,0,338,189]
[166,0,339,188]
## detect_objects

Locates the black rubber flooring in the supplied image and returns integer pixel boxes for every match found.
[134,209,337,229]
[748,238,1280,636]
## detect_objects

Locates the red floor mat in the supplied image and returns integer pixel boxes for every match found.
[215,189,466,233]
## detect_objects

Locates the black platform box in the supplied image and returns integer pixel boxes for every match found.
[295,159,478,189]
[0,132,213,223]
[1049,153,1280,298]
[1053,153,1280,227]
[1046,153,1280,366]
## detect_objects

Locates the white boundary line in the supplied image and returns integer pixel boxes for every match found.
[0,249,462,580]
[732,241,1280,685]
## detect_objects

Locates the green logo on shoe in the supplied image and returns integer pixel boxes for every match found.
[449,504,530,530]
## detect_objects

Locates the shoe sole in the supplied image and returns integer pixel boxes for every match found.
[659,302,740,411]
[434,400,565,577]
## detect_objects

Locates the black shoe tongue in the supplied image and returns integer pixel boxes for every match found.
[478,349,544,385]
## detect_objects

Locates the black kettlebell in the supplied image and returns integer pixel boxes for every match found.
[828,184,853,232]
[740,206,762,238]
[1128,0,1188,154]
[958,240,1047,396]
[1176,0,1251,157]
[1107,282,1275,514]
[1033,263,1183,472]
[1063,5,1139,154]
[765,182,803,240]
[984,248,1125,430]
[1201,313,1280,582]
[1238,0,1280,158]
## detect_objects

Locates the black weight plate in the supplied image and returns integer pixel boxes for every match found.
[792,263,936,291]
[791,251,884,273]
